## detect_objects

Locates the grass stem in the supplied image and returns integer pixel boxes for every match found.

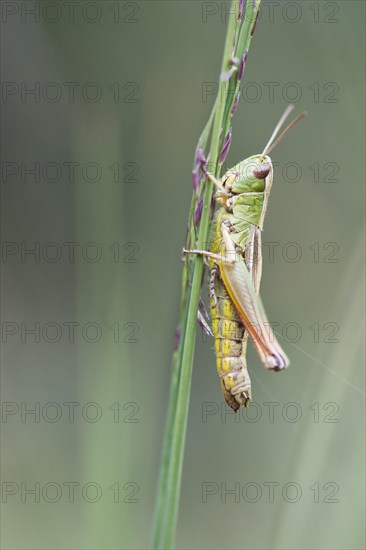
[151,2,261,547]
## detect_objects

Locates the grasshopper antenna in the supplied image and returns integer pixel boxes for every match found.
[262,105,307,156]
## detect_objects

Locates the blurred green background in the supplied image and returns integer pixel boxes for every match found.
[1,1,365,549]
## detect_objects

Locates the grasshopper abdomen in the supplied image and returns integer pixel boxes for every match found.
[211,277,252,411]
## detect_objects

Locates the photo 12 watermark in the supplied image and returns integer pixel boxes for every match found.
[1,401,140,424]
[1,241,140,264]
[1,81,139,104]
[201,480,340,503]
[201,400,340,424]
[201,2,340,25]
[202,81,340,104]
[1,1,141,25]
[1,320,140,344]
[1,161,139,184]
[1,481,140,503]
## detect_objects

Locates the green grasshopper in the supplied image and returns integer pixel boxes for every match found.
[186,105,306,411]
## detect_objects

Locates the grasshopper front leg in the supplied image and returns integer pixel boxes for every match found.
[183,248,237,265]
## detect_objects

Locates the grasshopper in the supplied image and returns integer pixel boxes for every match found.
[185,105,306,411]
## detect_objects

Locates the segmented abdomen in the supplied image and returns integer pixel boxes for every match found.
[210,276,252,411]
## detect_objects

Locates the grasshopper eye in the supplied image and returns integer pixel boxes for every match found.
[253,163,271,180]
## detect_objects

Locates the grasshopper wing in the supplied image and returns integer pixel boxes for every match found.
[219,225,289,371]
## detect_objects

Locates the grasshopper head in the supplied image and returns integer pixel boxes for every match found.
[218,106,307,202]
[223,154,272,195]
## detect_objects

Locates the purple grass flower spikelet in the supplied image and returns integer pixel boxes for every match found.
[219,128,232,164]
[231,90,241,116]
[192,170,199,194]
[237,0,245,21]
[194,196,204,227]
[237,50,248,82]
[196,147,206,169]
[173,325,180,352]
[251,6,260,36]
[192,147,207,194]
